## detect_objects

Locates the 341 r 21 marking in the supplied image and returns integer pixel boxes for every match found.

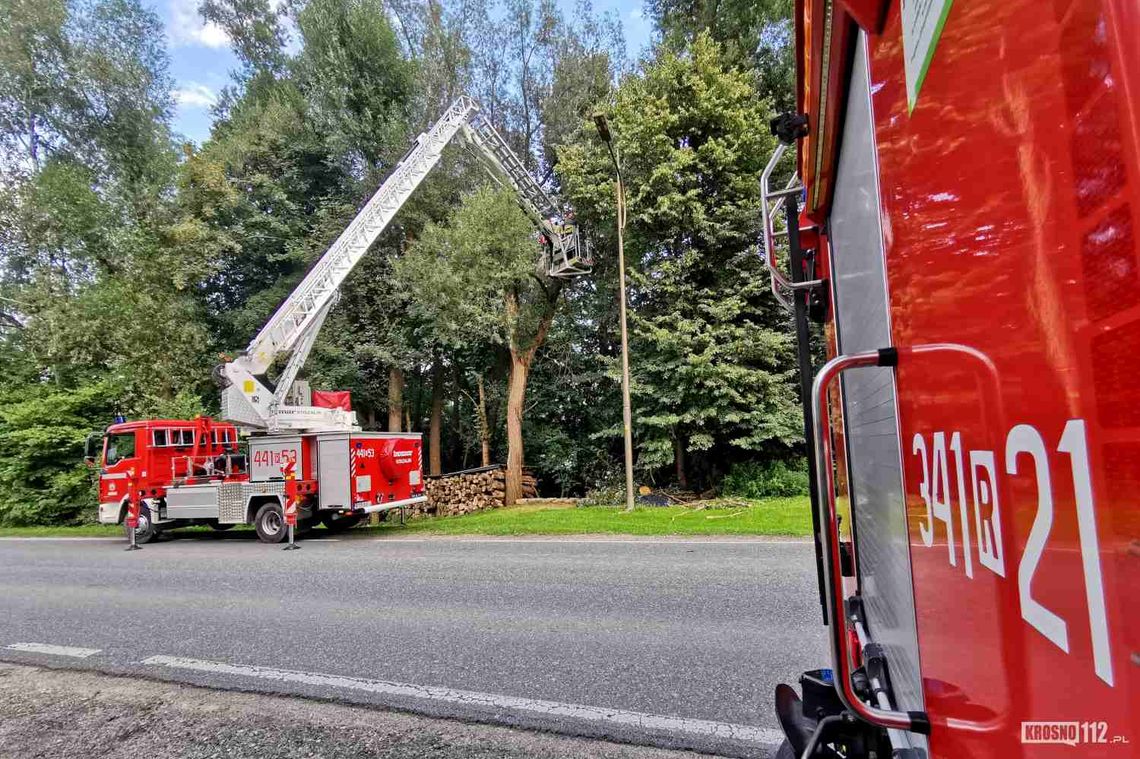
[911,419,1113,686]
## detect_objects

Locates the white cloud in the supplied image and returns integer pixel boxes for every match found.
[174,83,218,109]
[167,0,230,49]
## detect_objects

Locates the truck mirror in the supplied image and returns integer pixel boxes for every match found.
[83,432,102,466]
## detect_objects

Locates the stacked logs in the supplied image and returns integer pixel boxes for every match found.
[419,465,538,517]
[520,472,539,499]
[425,466,506,516]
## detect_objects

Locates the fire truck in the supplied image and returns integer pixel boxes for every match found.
[87,96,590,544]
[766,1,1138,757]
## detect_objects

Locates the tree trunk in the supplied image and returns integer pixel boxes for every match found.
[673,437,688,490]
[429,360,444,476]
[501,282,561,504]
[387,367,404,432]
[504,352,530,505]
[449,366,462,469]
[476,374,491,467]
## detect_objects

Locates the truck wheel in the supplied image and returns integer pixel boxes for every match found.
[123,503,158,544]
[321,512,362,533]
[254,502,287,543]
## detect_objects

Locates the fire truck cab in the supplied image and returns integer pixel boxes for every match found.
[88,417,426,543]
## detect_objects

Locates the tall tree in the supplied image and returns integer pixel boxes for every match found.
[559,32,802,487]
[295,0,414,171]
[646,0,794,110]
[201,0,289,76]
[0,0,206,525]
[397,187,561,503]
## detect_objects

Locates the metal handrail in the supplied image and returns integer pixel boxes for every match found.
[810,347,931,734]
[759,142,823,310]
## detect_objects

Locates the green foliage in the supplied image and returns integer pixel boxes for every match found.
[646,0,794,110]
[0,381,121,525]
[721,458,809,499]
[396,187,540,349]
[559,33,802,487]
[296,0,414,168]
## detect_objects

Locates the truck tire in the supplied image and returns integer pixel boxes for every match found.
[254,502,287,544]
[321,512,362,533]
[123,503,158,544]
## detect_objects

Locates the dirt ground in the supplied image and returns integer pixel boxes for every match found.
[0,662,718,759]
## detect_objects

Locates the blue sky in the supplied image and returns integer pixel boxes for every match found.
[148,0,654,145]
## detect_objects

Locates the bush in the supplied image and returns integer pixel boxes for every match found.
[721,459,809,499]
[580,483,626,508]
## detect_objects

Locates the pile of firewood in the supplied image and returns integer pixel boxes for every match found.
[413,465,541,518]
[424,466,506,516]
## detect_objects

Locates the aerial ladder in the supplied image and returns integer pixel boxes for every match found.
[217,95,591,433]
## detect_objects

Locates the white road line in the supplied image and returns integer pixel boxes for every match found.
[142,655,783,746]
[5,643,102,658]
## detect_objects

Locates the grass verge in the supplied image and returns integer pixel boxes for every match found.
[0,497,812,539]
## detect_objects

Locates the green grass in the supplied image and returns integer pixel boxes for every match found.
[355,497,813,537]
[0,497,813,538]
[0,523,124,537]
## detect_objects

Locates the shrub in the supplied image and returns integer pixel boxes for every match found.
[580,483,626,508]
[721,459,809,499]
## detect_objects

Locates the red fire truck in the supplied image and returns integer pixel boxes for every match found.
[86,416,425,543]
[766,1,1138,757]
[87,95,589,545]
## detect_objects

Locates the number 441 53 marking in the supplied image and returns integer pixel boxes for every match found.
[912,419,1114,686]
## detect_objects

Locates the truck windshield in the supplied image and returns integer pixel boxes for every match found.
[104,433,136,466]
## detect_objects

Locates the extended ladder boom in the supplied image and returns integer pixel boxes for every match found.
[220,95,589,432]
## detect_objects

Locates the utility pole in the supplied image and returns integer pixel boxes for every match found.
[594,112,636,512]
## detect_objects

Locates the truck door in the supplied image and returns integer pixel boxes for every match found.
[100,430,140,504]
[316,435,351,510]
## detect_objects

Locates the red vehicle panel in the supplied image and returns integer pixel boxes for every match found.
[348,434,424,507]
[859,1,1138,755]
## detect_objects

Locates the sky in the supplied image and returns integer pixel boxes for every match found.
[148,0,655,145]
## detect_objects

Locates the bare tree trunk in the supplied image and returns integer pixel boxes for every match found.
[673,437,688,490]
[502,283,560,504]
[476,374,491,467]
[387,368,404,432]
[429,360,444,476]
[504,352,530,505]
[449,366,462,467]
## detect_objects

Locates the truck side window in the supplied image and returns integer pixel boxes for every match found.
[105,433,136,466]
[153,429,167,446]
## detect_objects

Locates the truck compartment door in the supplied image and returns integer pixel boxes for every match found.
[317,435,351,510]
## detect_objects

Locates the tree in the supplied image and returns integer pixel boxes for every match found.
[646,0,794,111]
[559,33,802,488]
[295,0,414,171]
[0,0,211,525]
[201,0,289,76]
[397,187,561,502]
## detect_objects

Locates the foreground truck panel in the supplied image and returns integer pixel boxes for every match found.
[770,1,1139,756]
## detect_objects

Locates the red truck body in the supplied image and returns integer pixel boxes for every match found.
[774,1,1139,756]
[93,417,425,542]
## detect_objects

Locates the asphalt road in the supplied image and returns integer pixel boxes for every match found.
[0,534,826,757]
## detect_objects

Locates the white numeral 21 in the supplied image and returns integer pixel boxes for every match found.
[914,419,1113,685]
